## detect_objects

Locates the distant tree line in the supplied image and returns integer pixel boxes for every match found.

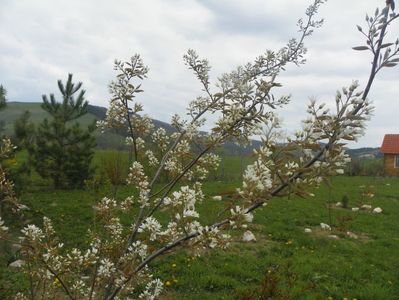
[345,157,384,176]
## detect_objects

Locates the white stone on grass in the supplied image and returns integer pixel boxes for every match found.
[373,207,383,214]
[304,228,312,233]
[9,260,25,268]
[346,231,358,239]
[361,204,372,210]
[352,207,359,212]
[336,202,342,207]
[242,230,256,242]
[320,223,331,231]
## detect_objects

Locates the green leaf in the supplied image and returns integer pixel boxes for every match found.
[380,43,394,49]
[352,46,369,51]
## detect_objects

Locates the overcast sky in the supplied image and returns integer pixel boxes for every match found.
[1,0,398,148]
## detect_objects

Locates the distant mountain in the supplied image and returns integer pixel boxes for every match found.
[0,102,382,157]
[345,147,382,159]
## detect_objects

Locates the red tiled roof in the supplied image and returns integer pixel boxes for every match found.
[380,134,399,154]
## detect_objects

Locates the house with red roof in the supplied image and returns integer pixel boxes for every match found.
[380,134,399,176]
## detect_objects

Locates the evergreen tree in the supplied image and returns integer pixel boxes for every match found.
[14,111,35,149]
[0,85,7,133]
[29,74,96,188]
[0,85,6,110]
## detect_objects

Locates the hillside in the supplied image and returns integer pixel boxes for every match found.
[0,102,261,153]
[0,102,127,149]
[0,102,382,157]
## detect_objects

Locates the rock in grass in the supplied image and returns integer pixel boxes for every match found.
[242,230,256,242]
[328,235,339,240]
[373,207,383,214]
[320,223,331,231]
[11,244,21,253]
[304,228,312,233]
[336,202,343,207]
[346,231,358,239]
[9,260,25,268]
[212,195,222,201]
[361,204,372,210]
[352,207,359,212]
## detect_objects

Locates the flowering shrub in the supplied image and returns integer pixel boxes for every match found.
[0,138,25,221]
[3,1,399,299]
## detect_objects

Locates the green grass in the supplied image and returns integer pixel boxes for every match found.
[1,165,399,299]
[154,176,399,300]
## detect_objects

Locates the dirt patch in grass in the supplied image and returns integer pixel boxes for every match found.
[310,227,372,242]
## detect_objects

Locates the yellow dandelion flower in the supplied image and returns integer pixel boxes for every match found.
[53,278,61,287]
[165,281,171,287]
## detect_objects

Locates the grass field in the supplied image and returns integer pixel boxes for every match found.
[1,154,399,299]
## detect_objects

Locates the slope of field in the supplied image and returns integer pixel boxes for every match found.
[0,102,97,132]
[0,102,127,149]
[0,102,383,157]
[0,102,263,153]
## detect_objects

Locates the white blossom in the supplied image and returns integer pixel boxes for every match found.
[0,217,8,232]
[145,150,159,166]
[98,258,116,279]
[138,278,163,300]
[21,225,44,242]
[138,217,162,241]
[127,241,148,261]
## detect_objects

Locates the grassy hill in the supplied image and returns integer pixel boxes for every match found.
[0,102,98,132]
[0,102,128,149]
[0,102,262,154]
[0,102,382,157]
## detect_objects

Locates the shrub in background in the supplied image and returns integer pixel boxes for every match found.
[342,194,350,209]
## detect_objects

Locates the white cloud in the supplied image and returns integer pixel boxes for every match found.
[0,0,398,147]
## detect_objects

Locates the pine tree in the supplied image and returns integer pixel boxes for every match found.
[0,85,7,133]
[14,111,35,149]
[29,74,96,189]
[0,85,6,110]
